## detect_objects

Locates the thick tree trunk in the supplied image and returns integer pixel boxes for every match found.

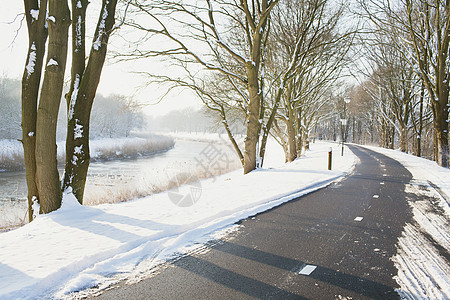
[21,0,48,221]
[241,0,275,174]
[285,92,296,162]
[434,104,449,167]
[434,60,450,166]
[416,84,424,157]
[296,108,302,158]
[286,121,297,162]
[400,126,408,153]
[62,0,118,203]
[243,62,262,174]
[35,0,70,213]
[62,0,88,202]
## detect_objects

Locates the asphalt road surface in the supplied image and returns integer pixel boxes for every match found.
[93,145,415,299]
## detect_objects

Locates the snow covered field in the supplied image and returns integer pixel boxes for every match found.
[0,141,355,299]
[0,142,448,299]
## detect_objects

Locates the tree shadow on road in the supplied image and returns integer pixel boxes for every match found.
[202,240,400,299]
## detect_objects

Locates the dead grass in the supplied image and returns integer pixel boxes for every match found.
[0,152,25,172]
[83,159,242,206]
[91,139,175,162]
[0,201,28,232]
[0,136,175,172]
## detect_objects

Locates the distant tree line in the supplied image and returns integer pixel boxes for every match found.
[0,78,21,140]
[315,85,435,160]
[146,107,246,134]
[0,78,145,140]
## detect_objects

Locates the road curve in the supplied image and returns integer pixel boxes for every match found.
[92,145,414,299]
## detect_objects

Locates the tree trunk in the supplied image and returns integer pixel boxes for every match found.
[259,86,283,167]
[243,61,262,174]
[304,131,310,150]
[62,0,118,203]
[400,126,408,152]
[434,64,450,166]
[223,119,244,167]
[389,126,395,149]
[416,84,424,157]
[286,119,297,162]
[433,129,438,162]
[296,108,302,158]
[285,92,296,162]
[21,0,48,221]
[434,106,449,167]
[241,0,275,174]
[35,0,70,213]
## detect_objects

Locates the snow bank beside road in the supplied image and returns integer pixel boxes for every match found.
[0,142,355,299]
[364,146,450,299]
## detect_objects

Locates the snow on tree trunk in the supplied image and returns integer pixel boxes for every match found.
[63,0,118,204]
[21,0,48,222]
[243,61,261,174]
[35,0,70,213]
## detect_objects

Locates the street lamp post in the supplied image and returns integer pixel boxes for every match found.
[341,96,351,156]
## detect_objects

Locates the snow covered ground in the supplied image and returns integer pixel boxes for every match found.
[365,146,450,300]
[0,142,448,299]
[0,141,355,299]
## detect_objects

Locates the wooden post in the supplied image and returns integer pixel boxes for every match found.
[328,147,332,170]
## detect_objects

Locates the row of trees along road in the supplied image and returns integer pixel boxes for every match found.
[357,0,450,167]
[121,0,356,172]
[120,0,447,167]
[317,0,450,167]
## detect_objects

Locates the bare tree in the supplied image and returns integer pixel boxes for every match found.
[359,30,419,152]
[359,0,450,166]
[22,0,48,221]
[21,0,120,220]
[62,0,119,203]
[404,0,450,166]
[269,0,354,161]
[123,0,278,174]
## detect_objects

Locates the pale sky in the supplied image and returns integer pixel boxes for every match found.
[0,2,201,116]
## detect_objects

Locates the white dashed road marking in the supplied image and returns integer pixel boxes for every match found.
[298,265,317,275]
